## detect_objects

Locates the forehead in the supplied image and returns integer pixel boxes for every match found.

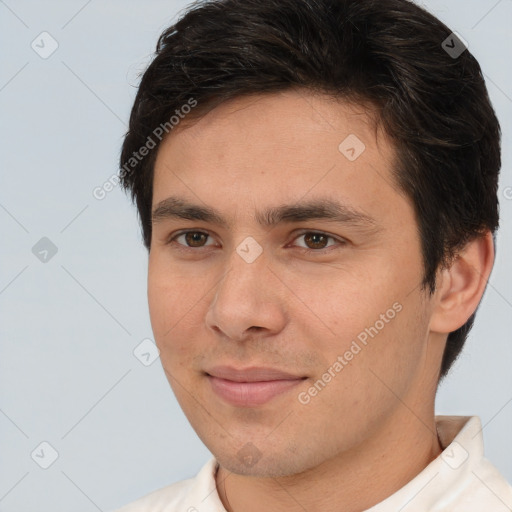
[151,90,408,229]
[165,90,385,158]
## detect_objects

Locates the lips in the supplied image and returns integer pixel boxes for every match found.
[206,365,303,382]
[205,365,306,407]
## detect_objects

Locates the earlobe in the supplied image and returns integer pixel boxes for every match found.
[429,231,495,334]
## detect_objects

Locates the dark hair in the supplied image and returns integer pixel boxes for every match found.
[119,0,501,381]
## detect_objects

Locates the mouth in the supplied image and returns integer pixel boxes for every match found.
[205,365,307,407]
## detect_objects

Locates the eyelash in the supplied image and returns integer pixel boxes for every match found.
[166,229,346,254]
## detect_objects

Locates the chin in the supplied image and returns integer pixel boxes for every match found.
[214,445,320,479]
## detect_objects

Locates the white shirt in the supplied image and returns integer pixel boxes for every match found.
[112,416,512,511]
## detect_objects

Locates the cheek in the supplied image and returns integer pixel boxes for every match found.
[147,261,213,365]
[287,264,388,335]
[148,271,183,350]
[296,266,419,373]
[148,255,203,324]
[147,275,173,340]
[344,297,429,394]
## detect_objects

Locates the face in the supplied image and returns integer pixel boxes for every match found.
[148,90,438,478]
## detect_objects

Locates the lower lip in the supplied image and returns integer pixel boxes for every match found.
[207,375,304,407]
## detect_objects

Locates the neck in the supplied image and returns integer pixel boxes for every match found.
[216,407,443,512]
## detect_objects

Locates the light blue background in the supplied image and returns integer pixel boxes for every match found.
[1,1,511,510]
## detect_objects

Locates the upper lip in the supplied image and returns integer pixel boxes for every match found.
[205,365,305,382]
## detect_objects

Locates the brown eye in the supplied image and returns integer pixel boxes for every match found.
[292,231,346,252]
[303,232,329,249]
[170,231,215,248]
[184,231,209,247]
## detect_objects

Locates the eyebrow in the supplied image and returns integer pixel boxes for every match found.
[152,196,381,233]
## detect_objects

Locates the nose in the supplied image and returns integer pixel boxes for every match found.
[205,247,287,342]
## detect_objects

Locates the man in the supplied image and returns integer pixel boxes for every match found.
[113,0,512,510]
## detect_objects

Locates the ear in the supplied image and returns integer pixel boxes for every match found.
[429,231,495,334]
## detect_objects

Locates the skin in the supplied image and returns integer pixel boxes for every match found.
[148,89,495,512]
